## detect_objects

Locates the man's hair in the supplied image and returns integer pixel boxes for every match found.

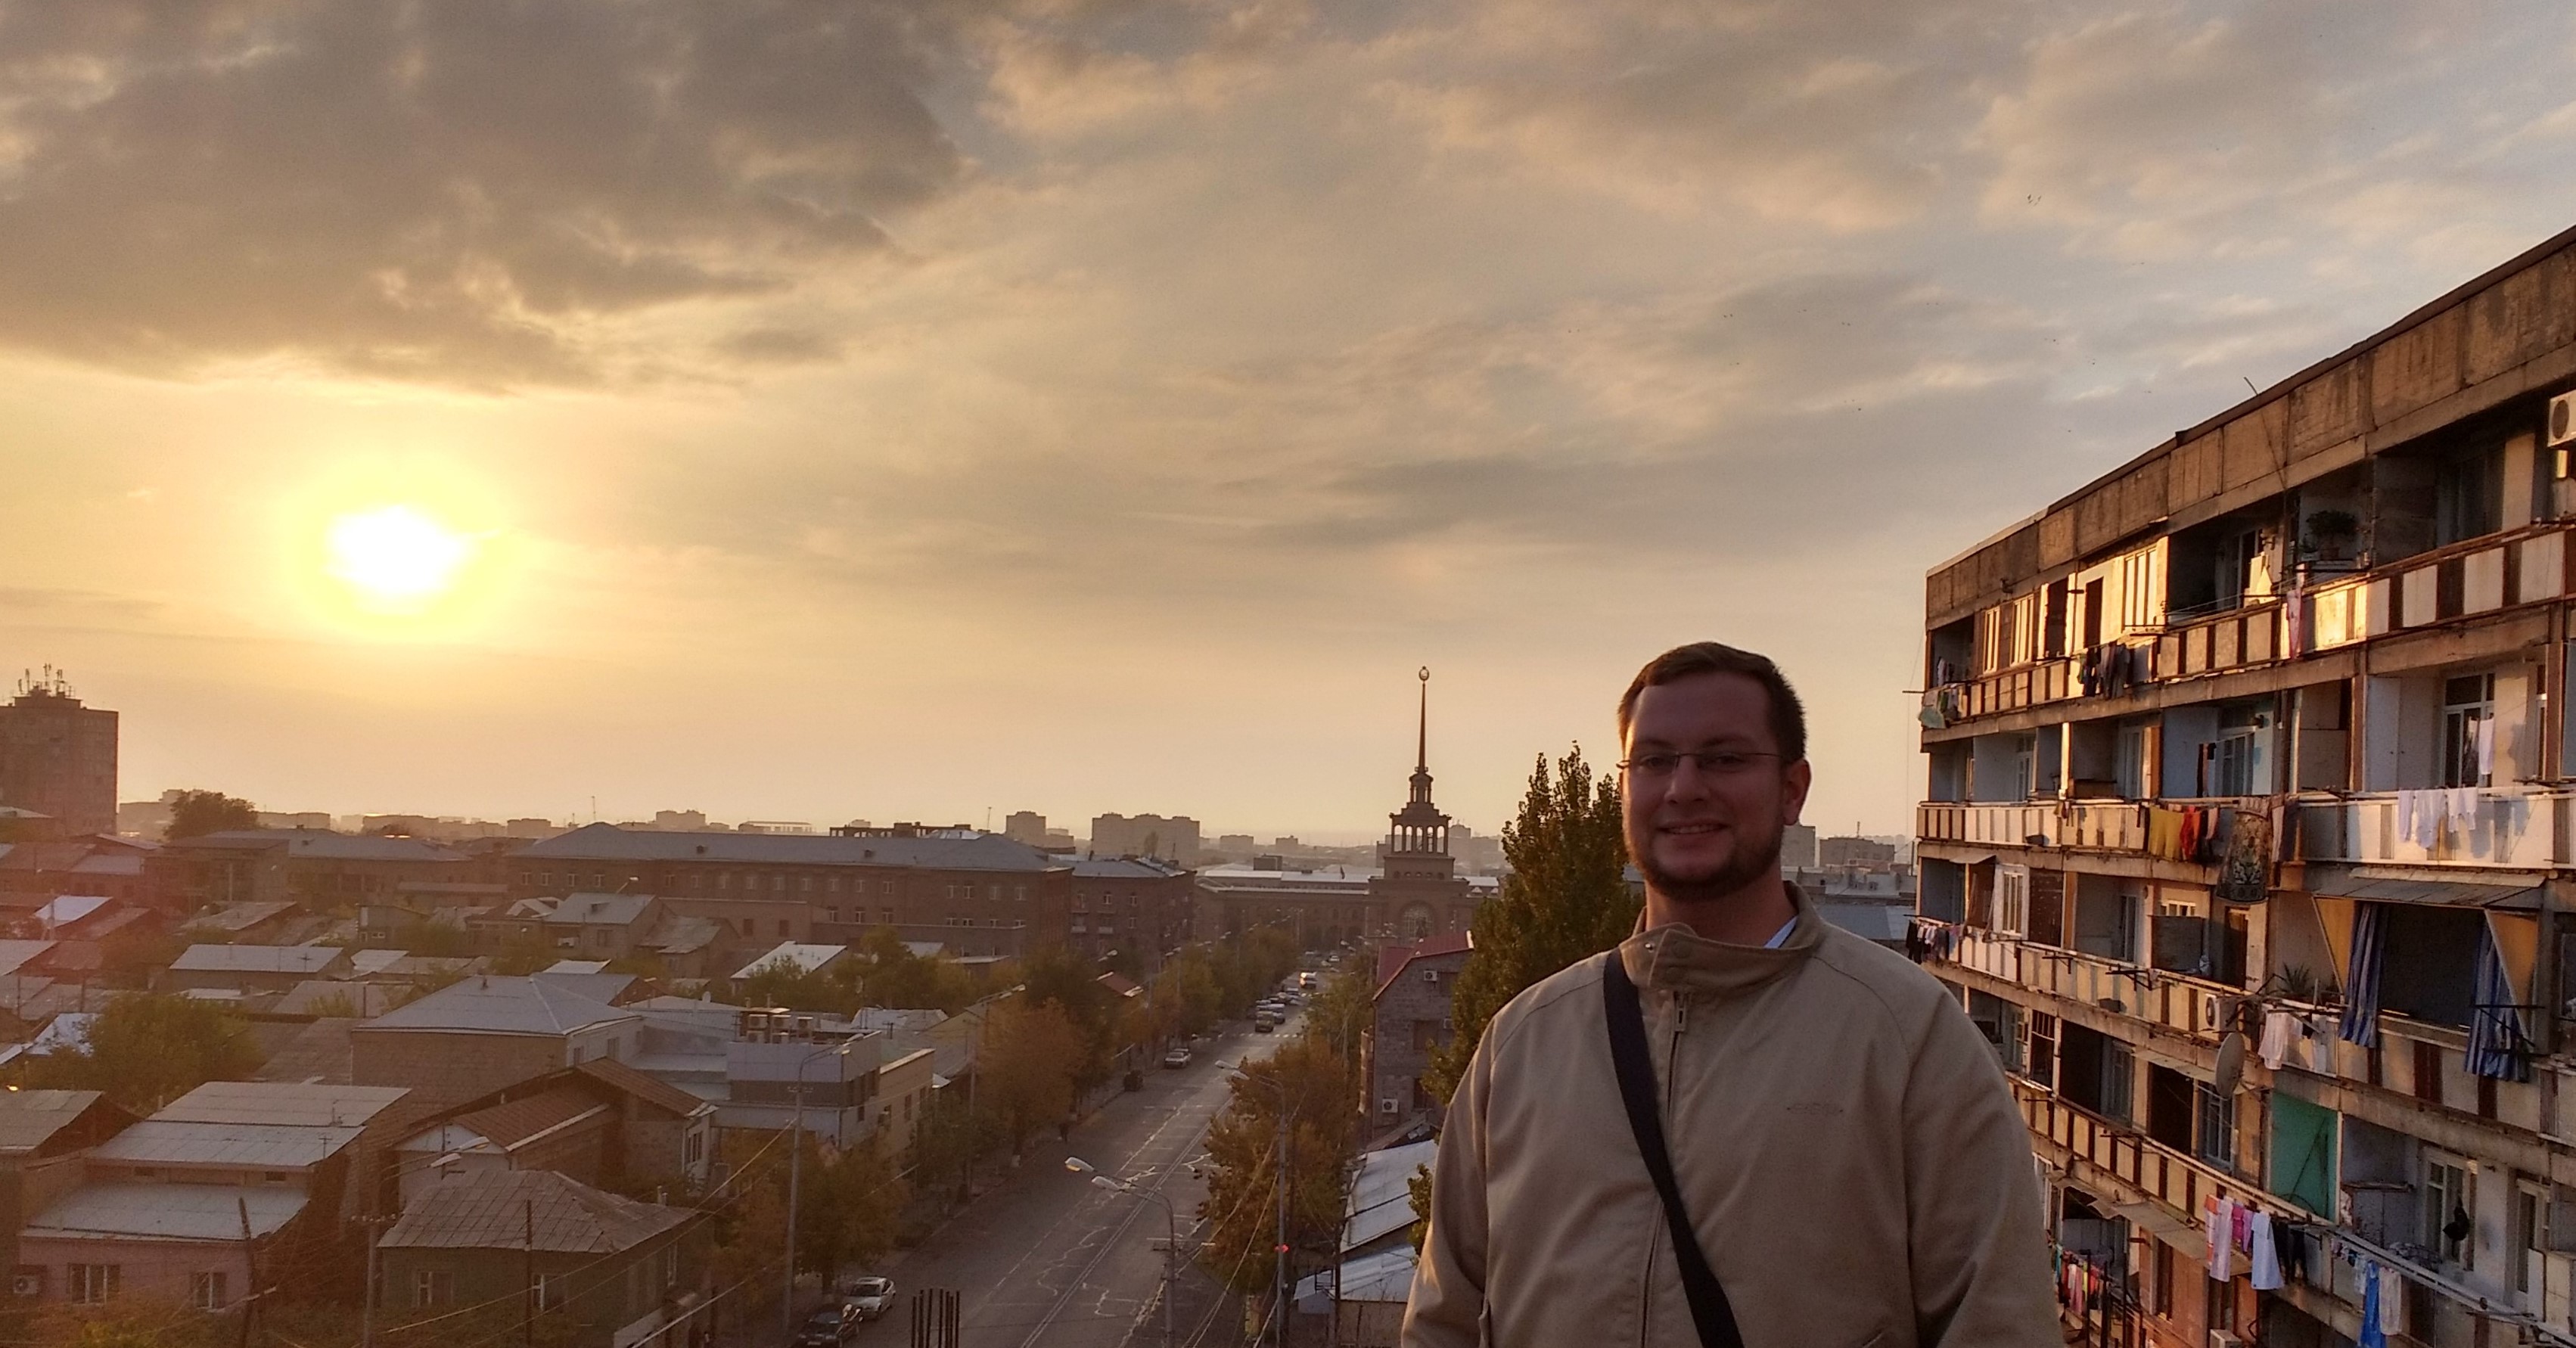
[1616,641,1808,763]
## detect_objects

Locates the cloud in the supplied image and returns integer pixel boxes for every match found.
[0,0,965,384]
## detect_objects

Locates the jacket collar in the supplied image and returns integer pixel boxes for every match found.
[1617,881,1822,999]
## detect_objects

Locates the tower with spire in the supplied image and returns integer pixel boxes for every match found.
[1369,667,1474,941]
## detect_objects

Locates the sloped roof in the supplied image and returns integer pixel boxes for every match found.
[452,1086,604,1149]
[383,1169,692,1253]
[157,1081,410,1128]
[360,977,635,1037]
[274,980,404,1017]
[645,915,723,955]
[530,971,637,1005]
[573,1057,715,1119]
[34,896,109,928]
[347,949,410,977]
[1335,1246,1420,1304]
[26,1182,306,1242]
[170,945,344,974]
[520,822,1066,872]
[0,940,57,977]
[547,893,657,927]
[92,1120,362,1169]
[544,959,611,975]
[732,942,845,981]
[1342,1139,1439,1253]
[252,1018,356,1086]
[0,1090,116,1154]
[1375,931,1473,999]
[181,830,471,863]
[186,901,299,934]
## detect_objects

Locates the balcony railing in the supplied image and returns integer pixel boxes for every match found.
[1949,930,2233,1042]
[2012,1078,2275,1227]
[2298,789,2574,870]
[1917,797,2263,860]
[1932,519,2576,732]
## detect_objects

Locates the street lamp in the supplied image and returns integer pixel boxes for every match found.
[785,1040,854,1337]
[1066,1157,1181,1348]
[1228,1069,1295,1348]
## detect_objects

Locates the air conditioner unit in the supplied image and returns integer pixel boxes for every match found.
[2551,392,2576,452]
[2202,993,2222,1031]
[1424,969,1440,985]
[11,1272,39,1297]
[2210,1333,2246,1348]
[1379,1098,1399,1115]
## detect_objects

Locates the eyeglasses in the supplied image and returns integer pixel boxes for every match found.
[1617,749,1782,779]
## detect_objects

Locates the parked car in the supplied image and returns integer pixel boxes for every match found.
[1162,1045,1193,1069]
[1254,1018,1275,1034]
[794,1305,857,1346]
[843,1275,895,1321]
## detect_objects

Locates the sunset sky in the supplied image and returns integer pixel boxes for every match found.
[9,2,2576,840]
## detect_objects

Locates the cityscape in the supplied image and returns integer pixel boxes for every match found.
[17,5,2576,1348]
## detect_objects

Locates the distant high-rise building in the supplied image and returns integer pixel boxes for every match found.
[1781,824,1820,870]
[1089,812,1201,863]
[0,669,117,837]
[1004,811,1049,845]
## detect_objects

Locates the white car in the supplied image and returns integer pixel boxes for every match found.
[843,1276,894,1321]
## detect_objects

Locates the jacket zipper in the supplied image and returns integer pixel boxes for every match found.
[1642,989,1691,1346]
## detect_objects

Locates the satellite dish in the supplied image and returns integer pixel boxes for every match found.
[2213,1030,2247,1098]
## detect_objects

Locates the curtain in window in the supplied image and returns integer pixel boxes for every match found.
[2338,902,2385,1047]
[2469,916,2530,1081]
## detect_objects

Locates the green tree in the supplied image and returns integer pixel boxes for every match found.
[1196,1034,1357,1294]
[1018,946,1114,1086]
[163,790,257,840]
[1424,746,1634,1102]
[854,928,977,1013]
[1298,964,1372,1065]
[796,1136,907,1277]
[26,992,261,1113]
[736,960,850,1014]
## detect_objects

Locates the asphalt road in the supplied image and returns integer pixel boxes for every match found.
[850,1018,1293,1348]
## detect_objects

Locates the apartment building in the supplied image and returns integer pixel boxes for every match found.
[1915,223,2576,1347]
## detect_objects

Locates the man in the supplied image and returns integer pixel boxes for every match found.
[1403,642,2056,1347]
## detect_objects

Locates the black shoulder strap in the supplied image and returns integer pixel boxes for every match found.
[1603,952,1746,1348]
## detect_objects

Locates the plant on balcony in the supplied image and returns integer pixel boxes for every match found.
[2303,509,2360,562]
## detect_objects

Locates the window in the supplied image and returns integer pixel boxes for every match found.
[191,1272,226,1310]
[828,877,841,893]
[801,876,815,892]
[2023,1012,2056,1089]
[413,1269,454,1308]
[2426,1157,2475,1268]
[2517,1182,2546,1294]
[879,908,894,924]
[2115,722,2149,799]
[881,880,895,896]
[2443,673,2496,788]
[1015,886,1027,902]
[1994,867,2029,938]
[989,884,1002,902]
[685,1129,704,1166]
[70,1264,119,1304]
[2194,1083,2236,1172]
[772,875,787,893]
[719,872,732,890]
[824,906,841,924]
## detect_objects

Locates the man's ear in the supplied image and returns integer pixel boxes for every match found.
[1782,759,1813,824]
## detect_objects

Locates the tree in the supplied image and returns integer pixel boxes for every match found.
[25,992,261,1113]
[1423,746,1634,1103]
[797,1137,907,1277]
[1196,1035,1357,1294]
[1018,946,1114,1086]
[978,999,1083,1154]
[853,928,976,1013]
[163,790,256,840]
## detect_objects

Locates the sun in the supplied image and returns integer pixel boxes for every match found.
[325,505,476,609]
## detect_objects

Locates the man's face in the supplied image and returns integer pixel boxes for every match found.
[1620,671,1812,903]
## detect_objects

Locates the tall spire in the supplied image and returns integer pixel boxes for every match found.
[1415,666,1429,775]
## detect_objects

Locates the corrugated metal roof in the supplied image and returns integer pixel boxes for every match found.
[169,945,345,974]
[546,893,657,927]
[1342,1140,1437,1253]
[188,902,298,933]
[573,1058,716,1119]
[382,1169,691,1253]
[732,943,846,981]
[348,949,410,977]
[360,976,635,1037]
[155,1081,409,1128]
[92,1120,362,1168]
[1335,1247,1419,1304]
[530,971,636,1006]
[0,1091,109,1153]
[519,822,1067,872]
[0,940,56,976]
[454,1086,604,1149]
[35,896,108,927]
[26,1182,307,1243]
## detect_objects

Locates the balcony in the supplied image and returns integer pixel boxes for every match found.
[1930,518,2576,734]
[2012,1077,2274,1229]
[2298,789,2572,871]
[1917,797,2263,861]
[1947,930,2233,1042]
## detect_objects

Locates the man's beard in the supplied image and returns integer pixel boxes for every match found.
[1636,822,1786,906]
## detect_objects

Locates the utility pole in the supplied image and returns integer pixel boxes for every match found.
[1272,1102,1288,1348]
[359,1215,388,1348]
[523,1199,536,1348]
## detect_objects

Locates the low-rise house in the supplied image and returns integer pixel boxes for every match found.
[727,941,849,994]
[351,976,642,1110]
[626,1002,885,1147]
[390,1058,715,1207]
[872,1048,936,1157]
[1311,1135,1439,1348]
[1363,932,1472,1129]
[0,1091,135,1279]
[179,900,303,945]
[378,1169,706,1348]
[163,943,353,994]
[17,1082,412,1309]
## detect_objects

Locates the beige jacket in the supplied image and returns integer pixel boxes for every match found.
[1402,890,2057,1348]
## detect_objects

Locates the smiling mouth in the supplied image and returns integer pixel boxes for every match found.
[1661,822,1726,837]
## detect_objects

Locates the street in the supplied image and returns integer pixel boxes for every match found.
[849,1019,1292,1348]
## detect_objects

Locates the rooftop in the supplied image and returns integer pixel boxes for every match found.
[383,1168,692,1253]
[169,945,345,974]
[92,1120,362,1169]
[185,901,299,934]
[1070,857,1188,879]
[361,976,635,1037]
[545,893,657,927]
[0,1090,115,1154]
[26,1182,307,1243]
[732,942,847,981]
[0,940,56,976]
[520,822,1067,873]
[176,829,472,864]
[157,1081,407,1126]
